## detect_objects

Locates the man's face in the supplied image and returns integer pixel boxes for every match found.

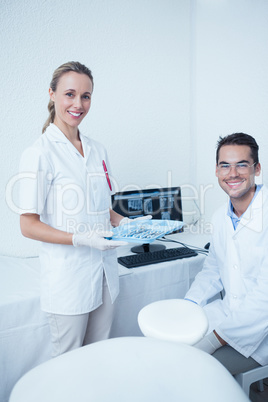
[216,145,261,203]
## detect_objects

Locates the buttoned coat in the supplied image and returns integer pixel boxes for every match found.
[185,185,268,365]
[19,124,119,315]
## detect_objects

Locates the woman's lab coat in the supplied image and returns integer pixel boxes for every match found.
[185,185,268,366]
[19,124,119,315]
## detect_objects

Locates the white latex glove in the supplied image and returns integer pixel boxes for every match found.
[119,215,152,225]
[72,230,127,251]
[194,331,223,355]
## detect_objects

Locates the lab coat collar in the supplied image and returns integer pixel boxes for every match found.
[231,185,267,235]
[45,123,70,143]
[45,124,92,158]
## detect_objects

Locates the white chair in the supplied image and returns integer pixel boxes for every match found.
[9,337,249,402]
[137,299,266,398]
[234,365,268,397]
[138,298,208,345]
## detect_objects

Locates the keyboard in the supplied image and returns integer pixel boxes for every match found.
[118,247,198,268]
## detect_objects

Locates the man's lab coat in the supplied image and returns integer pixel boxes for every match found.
[185,185,268,366]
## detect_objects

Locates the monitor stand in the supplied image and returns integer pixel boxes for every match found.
[131,243,166,254]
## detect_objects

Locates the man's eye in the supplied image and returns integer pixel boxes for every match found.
[221,164,230,169]
[237,163,248,168]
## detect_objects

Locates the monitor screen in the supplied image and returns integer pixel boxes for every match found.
[112,186,183,224]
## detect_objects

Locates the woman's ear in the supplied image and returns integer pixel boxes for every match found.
[49,88,55,101]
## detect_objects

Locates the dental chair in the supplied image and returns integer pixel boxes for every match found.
[138,298,266,398]
[9,337,249,402]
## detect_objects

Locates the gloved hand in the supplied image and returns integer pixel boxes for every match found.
[119,215,152,225]
[194,331,223,354]
[72,230,127,251]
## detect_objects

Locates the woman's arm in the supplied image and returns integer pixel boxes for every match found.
[109,209,124,227]
[20,214,73,245]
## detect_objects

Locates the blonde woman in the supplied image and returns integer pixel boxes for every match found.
[19,61,127,357]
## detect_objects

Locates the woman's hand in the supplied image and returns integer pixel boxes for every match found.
[72,231,127,250]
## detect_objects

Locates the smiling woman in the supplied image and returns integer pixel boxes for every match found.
[42,62,94,135]
[18,61,128,359]
[48,72,92,142]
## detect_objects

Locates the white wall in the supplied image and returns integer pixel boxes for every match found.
[2,0,268,257]
[1,0,191,256]
[193,0,268,227]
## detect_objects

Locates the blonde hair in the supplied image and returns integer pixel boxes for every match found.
[42,61,94,134]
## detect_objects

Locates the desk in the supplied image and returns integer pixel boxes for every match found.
[111,232,208,337]
[0,232,208,402]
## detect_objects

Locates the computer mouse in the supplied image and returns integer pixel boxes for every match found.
[204,242,210,250]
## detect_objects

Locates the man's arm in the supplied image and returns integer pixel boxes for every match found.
[185,240,223,306]
[215,253,268,357]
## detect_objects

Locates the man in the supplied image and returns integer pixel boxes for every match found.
[185,132,268,374]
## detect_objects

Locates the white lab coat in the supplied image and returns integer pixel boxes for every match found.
[185,185,268,366]
[19,124,119,315]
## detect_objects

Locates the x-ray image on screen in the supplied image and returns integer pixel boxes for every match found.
[144,198,153,214]
[112,187,183,224]
[128,198,143,212]
[159,196,174,209]
[161,211,171,220]
[112,187,183,253]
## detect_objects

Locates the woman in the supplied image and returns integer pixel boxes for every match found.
[19,61,128,357]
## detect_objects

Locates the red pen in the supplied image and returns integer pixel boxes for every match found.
[102,160,112,191]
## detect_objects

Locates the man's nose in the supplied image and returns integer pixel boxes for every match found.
[229,165,239,175]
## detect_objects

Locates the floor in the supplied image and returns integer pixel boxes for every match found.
[250,378,268,401]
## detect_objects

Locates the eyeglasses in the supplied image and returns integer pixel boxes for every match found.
[217,162,256,176]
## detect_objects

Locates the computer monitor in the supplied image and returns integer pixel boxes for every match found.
[112,187,183,253]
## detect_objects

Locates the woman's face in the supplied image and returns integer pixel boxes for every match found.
[49,71,93,132]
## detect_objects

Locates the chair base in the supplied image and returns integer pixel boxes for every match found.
[234,366,268,396]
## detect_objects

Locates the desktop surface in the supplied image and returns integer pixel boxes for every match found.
[116,231,210,270]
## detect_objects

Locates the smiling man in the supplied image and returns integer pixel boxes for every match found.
[185,133,268,375]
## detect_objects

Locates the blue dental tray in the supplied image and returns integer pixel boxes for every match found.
[111,219,184,243]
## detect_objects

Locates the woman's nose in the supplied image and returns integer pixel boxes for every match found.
[73,97,82,108]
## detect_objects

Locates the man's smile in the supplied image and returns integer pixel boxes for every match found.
[224,179,245,189]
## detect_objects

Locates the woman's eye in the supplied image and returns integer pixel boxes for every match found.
[83,95,91,100]
[66,93,73,97]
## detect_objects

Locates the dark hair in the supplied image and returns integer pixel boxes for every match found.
[42,61,94,133]
[216,133,259,164]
